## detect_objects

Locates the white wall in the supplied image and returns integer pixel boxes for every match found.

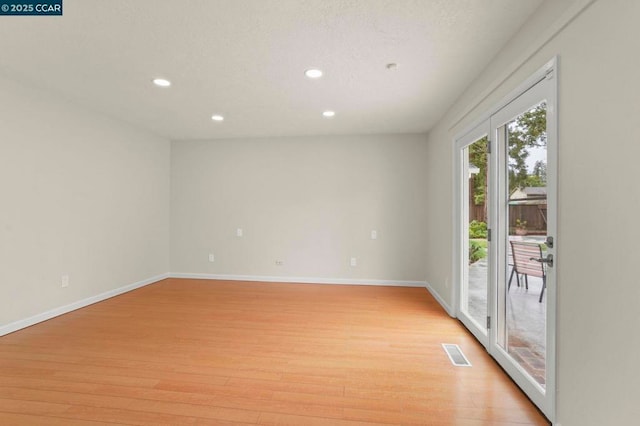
[424,0,640,424]
[0,75,171,329]
[170,134,428,283]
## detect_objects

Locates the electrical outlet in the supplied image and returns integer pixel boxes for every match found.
[371,230,378,240]
[208,253,215,262]
[61,275,69,288]
[275,260,284,266]
[236,228,243,237]
[350,257,357,267]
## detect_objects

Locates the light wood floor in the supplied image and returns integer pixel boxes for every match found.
[0,279,550,425]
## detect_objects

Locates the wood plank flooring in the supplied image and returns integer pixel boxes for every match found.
[0,279,550,425]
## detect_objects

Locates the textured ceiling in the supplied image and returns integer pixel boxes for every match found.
[0,0,543,140]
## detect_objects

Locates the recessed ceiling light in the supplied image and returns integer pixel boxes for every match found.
[211,114,224,122]
[322,110,335,118]
[152,78,171,87]
[305,69,323,79]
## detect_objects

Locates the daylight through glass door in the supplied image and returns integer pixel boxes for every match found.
[498,101,548,388]
[461,137,489,335]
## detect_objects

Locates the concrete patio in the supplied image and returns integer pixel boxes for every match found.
[467,255,546,386]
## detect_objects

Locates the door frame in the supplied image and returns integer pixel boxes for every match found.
[452,57,558,420]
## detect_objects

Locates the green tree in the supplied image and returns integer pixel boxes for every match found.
[508,102,547,192]
[468,137,488,221]
[468,104,546,220]
[532,160,547,183]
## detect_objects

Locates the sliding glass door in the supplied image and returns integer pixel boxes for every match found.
[455,59,557,420]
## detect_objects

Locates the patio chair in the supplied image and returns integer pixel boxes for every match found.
[508,241,546,303]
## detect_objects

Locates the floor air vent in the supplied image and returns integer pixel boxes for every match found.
[442,343,471,367]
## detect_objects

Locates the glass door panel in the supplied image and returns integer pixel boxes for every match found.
[490,66,556,418]
[462,137,489,332]
[499,102,548,388]
[456,121,490,347]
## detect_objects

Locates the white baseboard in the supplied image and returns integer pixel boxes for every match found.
[426,282,455,317]
[170,272,427,288]
[0,273,169,337]
[0,273,447,337]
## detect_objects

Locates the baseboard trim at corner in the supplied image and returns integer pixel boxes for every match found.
[170,272,427,288]
[0,273,169,337]
[426,282,455,317]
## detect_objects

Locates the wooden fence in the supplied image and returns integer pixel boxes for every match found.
[470,203,547,234]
